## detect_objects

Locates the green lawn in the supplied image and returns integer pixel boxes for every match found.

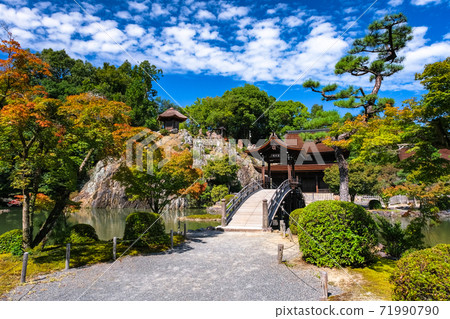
[0,235,184,298]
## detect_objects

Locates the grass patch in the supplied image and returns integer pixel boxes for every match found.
[181,214,221,220]
[350,257,396,300]
[0,235,185,298]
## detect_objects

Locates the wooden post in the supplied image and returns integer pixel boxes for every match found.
[287,161,292,181]
[20,252,29,283]
[113,237,117,261]
[287,228,293,242]
[221,199,227,227]
[170,230,174,250]
[262,199,268,230]
[65,243,70,271]
[280,220,286,237]
[320,271,328,301]
[277,244,284,264]
[183,223,187,238]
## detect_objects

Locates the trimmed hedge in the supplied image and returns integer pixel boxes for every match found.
[298,200,378,267]
[68,224,99,244]
[0,229,23,255]
[123,212,168,246]
[289,208,303,235]
[391,244,450,301]
[369,199,382,209]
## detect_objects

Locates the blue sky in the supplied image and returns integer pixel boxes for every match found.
[0,0,449,115]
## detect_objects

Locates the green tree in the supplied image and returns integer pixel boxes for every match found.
[34,50,163,129]
[414,58,450,148]
[186,84,308,141]
[324,163,380,202]
[203,156,239,191]
[303,13,413,201]
[115,149,201,214]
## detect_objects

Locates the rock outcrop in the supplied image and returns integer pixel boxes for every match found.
[73,130,259,208]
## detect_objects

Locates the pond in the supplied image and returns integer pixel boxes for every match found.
[1,208,449,245]
[0,207,220,241]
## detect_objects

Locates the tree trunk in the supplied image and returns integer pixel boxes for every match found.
[22,191,32,249]
[334,147,350,202]
[31,190,70,248]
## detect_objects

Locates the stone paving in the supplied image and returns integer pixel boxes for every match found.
[7,231,339,301]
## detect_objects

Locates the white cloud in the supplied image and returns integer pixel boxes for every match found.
[388,0,404,6]
[115,11,132,20]
[125,24,145,37]
[1,0,448,94]
[267,3,288,15]
[128,1,148,12]
[411,0,441,5]
[218,5,249,20]
[196,9,215,20]
[283,16,304,28]
[150,3,170,17]
[344,8,357,14]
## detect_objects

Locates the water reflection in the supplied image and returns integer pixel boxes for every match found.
[67,207,219,241]
[1,207,447,245]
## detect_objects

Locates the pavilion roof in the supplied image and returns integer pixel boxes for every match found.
[157,107,188,122]
[247,132,334,155]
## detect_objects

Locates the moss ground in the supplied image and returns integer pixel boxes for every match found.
[328,257,396,300]
[180,214,221,220]
[0,235,184,298]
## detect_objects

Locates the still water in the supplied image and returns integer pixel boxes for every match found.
[1,208,449,245]
[0,207,220,241]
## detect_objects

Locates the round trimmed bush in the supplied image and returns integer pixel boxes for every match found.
[68,224,99,244]
[123,212,168,246]
[0,229,23,255]
[391,244,450,301]
[289,208,303,235]
[369,199,382,209]
[298,200,378,267]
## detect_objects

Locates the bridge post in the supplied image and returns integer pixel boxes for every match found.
[262,199,268,230]
[221,199,227,227]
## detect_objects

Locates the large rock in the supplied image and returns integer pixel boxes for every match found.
[73,158,186,210]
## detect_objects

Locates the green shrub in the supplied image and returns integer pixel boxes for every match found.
[391,244,450,301]
[0,229,23,255]
[123,212,168,246]
[159,128,169,136]
[224,194,235,204]
[289,208,303,235]
[210,185,229,203]
[369,200,382,209]
[376,216,425,258]
[68,224,99,244]
[298,201,378,267]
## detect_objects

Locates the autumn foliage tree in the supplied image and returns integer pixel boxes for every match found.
[0,31,50,108]
[303,13,413,201]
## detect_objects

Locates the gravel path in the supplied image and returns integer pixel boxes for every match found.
[7,231,339,301]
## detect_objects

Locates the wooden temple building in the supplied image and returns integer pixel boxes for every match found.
[157,107,187,133]
[247,131,340,193]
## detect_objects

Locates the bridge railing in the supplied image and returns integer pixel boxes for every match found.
[226,180,263,225]
[267,179,292,226]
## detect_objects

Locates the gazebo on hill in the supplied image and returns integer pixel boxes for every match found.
[157,107,187,133]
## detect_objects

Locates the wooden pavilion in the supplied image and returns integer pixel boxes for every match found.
[157,107,187,133]
[247,131,340,192]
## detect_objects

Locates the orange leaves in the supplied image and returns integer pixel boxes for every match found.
[0,36,51,106]
[182,182,207,199]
